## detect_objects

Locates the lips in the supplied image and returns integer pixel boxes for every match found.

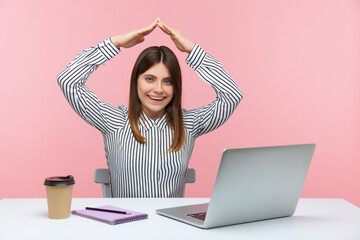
[148,95,165,101]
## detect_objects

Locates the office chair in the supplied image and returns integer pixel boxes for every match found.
[94,168,196,198]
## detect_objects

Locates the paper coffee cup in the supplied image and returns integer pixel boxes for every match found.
[44,175,75,219]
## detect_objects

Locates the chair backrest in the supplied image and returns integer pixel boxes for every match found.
[94,168,196,198]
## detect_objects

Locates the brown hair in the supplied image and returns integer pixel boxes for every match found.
[128,46,185,152]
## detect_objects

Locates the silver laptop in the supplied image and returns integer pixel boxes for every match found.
[156,143,316,229]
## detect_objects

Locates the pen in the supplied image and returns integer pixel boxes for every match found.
[85,207,131,215]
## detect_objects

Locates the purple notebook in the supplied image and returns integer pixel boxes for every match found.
[71,205,148,225]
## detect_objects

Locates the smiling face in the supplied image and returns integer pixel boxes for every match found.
[128,46,184,150]
[137,62,174,120]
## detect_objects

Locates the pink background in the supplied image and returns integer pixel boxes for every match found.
[1,0,359,206]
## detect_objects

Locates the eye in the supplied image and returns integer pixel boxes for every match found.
[145,77,153,82]
[164,79,172,85]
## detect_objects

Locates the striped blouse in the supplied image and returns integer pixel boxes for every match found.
[57,38,243,198]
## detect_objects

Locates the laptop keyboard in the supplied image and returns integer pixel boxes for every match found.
[187,212,207,221]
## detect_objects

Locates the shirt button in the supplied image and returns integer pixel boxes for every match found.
[153,122,157,126]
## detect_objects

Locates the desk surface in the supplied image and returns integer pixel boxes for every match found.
[0,198,359,240]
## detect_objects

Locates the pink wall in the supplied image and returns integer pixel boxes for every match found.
[1,0,359,206]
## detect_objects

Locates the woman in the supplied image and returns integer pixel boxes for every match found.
[57,19,243,197]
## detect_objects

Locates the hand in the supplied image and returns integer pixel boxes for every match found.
[157,19,195,54]
[111,18,159,48]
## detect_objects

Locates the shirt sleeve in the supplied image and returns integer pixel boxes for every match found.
[183,44,243,138]
[57,38,127,135]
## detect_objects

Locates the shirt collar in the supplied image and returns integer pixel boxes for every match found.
[139,112,168,131]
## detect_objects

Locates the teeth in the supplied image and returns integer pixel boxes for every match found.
[149,96,164,100]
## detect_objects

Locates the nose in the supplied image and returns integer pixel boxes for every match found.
[153,81,163,93]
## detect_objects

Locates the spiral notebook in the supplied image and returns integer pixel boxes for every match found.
[72,205,148,225]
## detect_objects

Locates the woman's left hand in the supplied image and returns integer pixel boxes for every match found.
[157,19,195,54]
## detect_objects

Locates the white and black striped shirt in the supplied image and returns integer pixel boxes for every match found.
[57,38,243,197]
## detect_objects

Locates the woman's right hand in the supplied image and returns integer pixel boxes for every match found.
[110,18,159,48]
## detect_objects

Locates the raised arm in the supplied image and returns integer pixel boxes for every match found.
[184,45,243,137]
[57,19,159,135]
[57,38,124,134]
[158,19,243,137]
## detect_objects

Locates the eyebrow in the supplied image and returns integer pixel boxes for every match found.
[143,74,156,78]
[143,74,171,80]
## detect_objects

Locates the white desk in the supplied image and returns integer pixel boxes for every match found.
[0,198,359,240]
